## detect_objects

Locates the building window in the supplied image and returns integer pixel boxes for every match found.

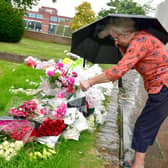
[36,14,43,19]
[27,21,36,30]
[26,20,42,32]
[48,24,56,34]
[50,16,58,22]
[60,18,66,22]
[28,13,36,18]
[65,19,70,22]
[64,26,72,37]
[55,23,64,36]
[35,22,42,32]
[26,13,43,19]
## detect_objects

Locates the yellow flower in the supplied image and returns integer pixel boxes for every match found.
[62,58,74,64]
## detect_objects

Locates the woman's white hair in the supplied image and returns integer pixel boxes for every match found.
[98,17,136,39]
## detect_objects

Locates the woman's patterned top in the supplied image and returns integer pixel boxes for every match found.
[105,31,168,94]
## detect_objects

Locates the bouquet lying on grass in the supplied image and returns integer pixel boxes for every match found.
[0,54,114,161]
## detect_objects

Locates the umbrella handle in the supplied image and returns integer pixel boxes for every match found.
[83,58,86,67]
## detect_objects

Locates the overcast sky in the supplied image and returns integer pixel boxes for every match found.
[31,0,165,17]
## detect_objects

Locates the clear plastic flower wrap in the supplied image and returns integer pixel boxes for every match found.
[0,117,36,143]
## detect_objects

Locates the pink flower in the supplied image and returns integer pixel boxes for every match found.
[53,103,67,118]
[60,69,66,76]
[26,59,36,68]
[72,72,78,77]
[57,62,64,68]
[57,92,65,98]
[67,77,75,85]
[40,108,47,115]
[47,71,55,76]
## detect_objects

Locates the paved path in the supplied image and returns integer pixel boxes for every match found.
[145,117,168,168]
[106,117,168,168]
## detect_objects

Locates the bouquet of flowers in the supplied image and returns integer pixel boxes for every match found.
[25,56,37,68]
[9,99,47,120]
[44,62,78,98]
[32,118,66,137]
[0,120,35,142]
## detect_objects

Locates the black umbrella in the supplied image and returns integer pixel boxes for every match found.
[71,14,168,64]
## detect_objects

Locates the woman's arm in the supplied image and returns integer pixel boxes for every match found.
[80,72,111,92]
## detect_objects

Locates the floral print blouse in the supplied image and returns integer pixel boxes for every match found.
[105,31,168,94]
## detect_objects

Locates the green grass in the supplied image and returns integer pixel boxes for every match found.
[0,38,70,60]
[0,60,45,115]
[0,131,104,168]
[0,37,113,70]
[0,60,105,168]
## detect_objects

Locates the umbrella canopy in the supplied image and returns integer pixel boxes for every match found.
[71,14,168,64]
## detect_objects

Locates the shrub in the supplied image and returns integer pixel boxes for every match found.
[0,0,25,42]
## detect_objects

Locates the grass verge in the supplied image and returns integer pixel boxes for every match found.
[0,60,105,168]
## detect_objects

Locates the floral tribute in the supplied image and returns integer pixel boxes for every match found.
[45,62,77,98]
[0,55,113,161]
[33,118,66,137]
[0,120,34,142]
[9,100,38,118]
[25,57,37,68]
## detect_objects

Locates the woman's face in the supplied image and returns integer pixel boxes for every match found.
[111,31,131,47]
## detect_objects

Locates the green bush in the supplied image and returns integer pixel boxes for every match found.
[0,0,25,42]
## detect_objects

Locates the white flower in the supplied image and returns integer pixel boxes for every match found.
[8,148,15,154]
[4,150,11,157]
[55,69,62,74]
[5,156,11,161]
[9,142,15,148]
[2,141,9,148]
[15,141,24,150]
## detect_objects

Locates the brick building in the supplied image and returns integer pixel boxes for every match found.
[24,6,73,37]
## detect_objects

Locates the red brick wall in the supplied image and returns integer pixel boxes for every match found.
[42,12,50,33]
[24,31,71,45]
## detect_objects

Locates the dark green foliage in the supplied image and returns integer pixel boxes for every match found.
[98,0,153,17]
[4,0,56,10]
[0,0,24,42]
[5,0,39,10]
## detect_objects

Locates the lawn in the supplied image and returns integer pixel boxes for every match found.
[0,60,105,168]
[0,37,113,167]
[0,37,113,70]
[0,38,70,60]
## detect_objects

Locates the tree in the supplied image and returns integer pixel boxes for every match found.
[0,0,24,42]
[5,0,57,10]
[98,0,153,17]
[70,1,96,31]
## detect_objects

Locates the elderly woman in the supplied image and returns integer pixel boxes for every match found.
[80,18,168,168]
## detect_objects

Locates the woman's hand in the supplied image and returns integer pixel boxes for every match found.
[80,80,91,92]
